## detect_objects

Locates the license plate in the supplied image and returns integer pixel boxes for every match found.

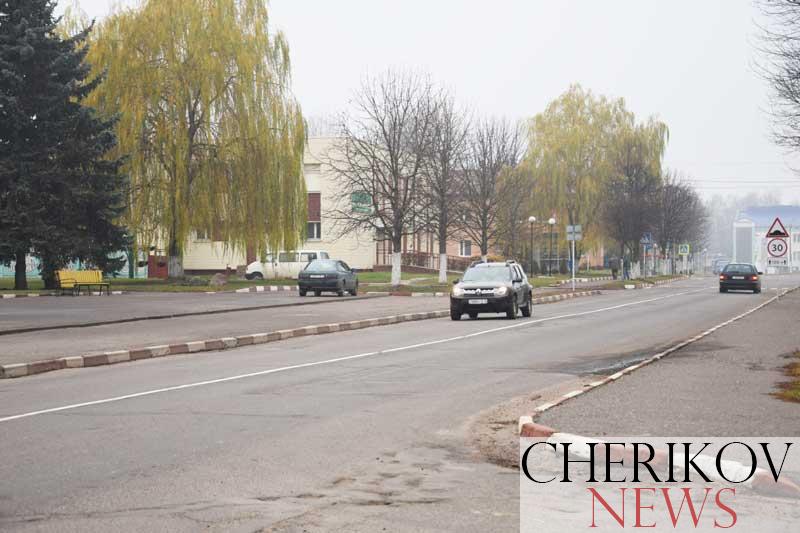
[732,276,744,280]
[310,275,325,278]
[468,299,488,305]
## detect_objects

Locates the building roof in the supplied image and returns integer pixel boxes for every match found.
[734,205,800,227]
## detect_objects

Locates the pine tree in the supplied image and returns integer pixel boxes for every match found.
[0,0,128,289]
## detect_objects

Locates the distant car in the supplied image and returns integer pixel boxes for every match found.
[298,259,358,297]
[712,258,730,275]
[450,260,532,320]
[245,250,330,280]
[719,263,761,293]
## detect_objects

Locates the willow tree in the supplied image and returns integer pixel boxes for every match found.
[86,0,306,276]
[524,85,628,253]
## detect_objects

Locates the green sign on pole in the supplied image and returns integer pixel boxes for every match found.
[351,191,372,214]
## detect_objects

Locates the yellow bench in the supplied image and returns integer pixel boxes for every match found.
[55,270,110,295]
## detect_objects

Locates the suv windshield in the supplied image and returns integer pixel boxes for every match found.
[462,266,511,282]
[305,260,338,272]
[723,264,755,274]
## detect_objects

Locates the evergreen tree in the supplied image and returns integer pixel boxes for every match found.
[0,0,128,289]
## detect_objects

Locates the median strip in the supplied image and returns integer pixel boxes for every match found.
[0,289,603,380]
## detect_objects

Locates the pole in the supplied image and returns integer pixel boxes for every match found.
[529,221,533,277]
[571,239,576,291]
[549,228,553,275]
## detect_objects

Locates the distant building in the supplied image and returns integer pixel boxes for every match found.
[733,205,800,272]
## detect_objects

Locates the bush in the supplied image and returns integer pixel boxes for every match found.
[175,275,208,286]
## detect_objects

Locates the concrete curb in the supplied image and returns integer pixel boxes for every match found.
[0,309,448,379]
[367,289,602,300]
[517,422,800,498]
[0,288,606,380]
[556,276,613,285]
[1,291,124,299]
[229,285,297,294]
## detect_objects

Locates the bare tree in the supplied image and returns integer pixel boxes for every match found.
[756,0,800,152]
[652,171,707,271]
[601,119,668,267]
[495,166,534,260]
[422,93,469,282]
[458,118,524,259]
[326,70,438,286]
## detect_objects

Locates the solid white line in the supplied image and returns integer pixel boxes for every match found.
[0,285,711,424]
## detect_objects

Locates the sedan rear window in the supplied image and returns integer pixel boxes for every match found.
[723,264,755,274]
[305,260,339,272]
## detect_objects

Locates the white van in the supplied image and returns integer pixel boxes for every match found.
[245,250,330,280]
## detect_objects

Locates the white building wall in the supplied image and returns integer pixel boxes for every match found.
[182,136,376,272]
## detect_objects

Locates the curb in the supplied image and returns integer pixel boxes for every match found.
[556,276,613,285]
[517,422,800,498]
[0,287,605,380]
[367,290,602,300]
[230,285,297,294]
[0,309,449,379]
[1,291,125,299]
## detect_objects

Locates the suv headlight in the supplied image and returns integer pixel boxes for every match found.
[493,286,508,296]
[452,286,465,297]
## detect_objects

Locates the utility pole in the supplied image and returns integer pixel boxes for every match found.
[548,217,556,275]
[528,216,536,277]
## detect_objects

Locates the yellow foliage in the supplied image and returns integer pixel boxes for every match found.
[84,0,306,258]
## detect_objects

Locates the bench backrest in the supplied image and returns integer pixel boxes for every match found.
[56,270,103,288]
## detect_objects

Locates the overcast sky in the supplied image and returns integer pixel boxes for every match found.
[64,0,800,202]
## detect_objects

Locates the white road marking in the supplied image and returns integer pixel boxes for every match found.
[0,285,713,424]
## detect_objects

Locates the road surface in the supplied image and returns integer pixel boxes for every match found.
[1,275,798,532]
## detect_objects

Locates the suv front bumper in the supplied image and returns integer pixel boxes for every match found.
[450,295,513,314]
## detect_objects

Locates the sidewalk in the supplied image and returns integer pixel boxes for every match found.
[536,290,800,436]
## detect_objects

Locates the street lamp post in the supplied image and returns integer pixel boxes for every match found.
[528,216,536,276]
[548,217,556,275]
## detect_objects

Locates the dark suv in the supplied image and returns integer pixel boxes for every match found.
[450,261,533,320]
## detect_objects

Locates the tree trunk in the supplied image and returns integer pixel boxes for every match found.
[40,255,57,290]
[438,231,448,284]
[167,235,184,278]
[14,250,27,290]
[392,236,403,287]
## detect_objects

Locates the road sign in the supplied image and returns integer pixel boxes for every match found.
[767,238,788,258]
[640,232,652,245]
[351,191,372,214]
[678,243,690,256]
[766,217,790,238]
[566,225,582,241]
[768,257,788,267]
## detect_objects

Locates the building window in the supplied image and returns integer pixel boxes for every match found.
[307,192,321,240]
[459,240,472,257]
[307,222,321,240]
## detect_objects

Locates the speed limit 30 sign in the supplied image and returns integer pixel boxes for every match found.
[768,238,788,258]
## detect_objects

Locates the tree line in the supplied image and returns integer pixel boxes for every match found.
[328,74,707,285]
[1,0,307,289]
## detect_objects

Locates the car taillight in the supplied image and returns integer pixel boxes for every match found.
[751,275,758,281]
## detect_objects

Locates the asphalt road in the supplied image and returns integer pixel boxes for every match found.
[0,296,447,365]
[1,275,799,532]
[0,290,379,332]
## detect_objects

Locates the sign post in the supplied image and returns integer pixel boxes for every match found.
[678,244,690,275]
[566,225,582,291]
[640,233,653,278]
